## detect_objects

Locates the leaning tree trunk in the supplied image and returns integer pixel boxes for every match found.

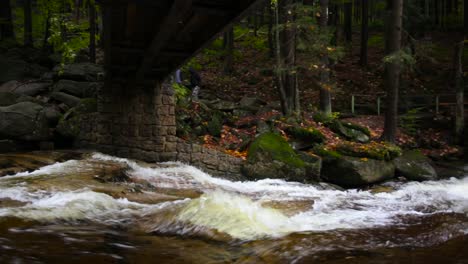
[360,0,369,67]
[89,1,96,63]
[319,0,332,115]
[0,0,14,40]
[24,0,33,47]
[382,0,403,143]
[223,27,234,75]
[454,41,464,144]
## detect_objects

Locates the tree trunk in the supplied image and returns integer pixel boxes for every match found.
[465,0,468,36]
[223,27,234,75]
[268,2,274,58]
[280,0,298,115]
[319,0,332,115]
[360,0,369,67]
[0,0,14,40]
[454,41,464,144]
[275,0,299,116]
[382,0,403,143]
[24,0,33,47]
[89,1,96,63]
[42,10,52,51]
[344,1,353,42]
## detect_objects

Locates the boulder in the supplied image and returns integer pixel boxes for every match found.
[394,150,438,181]
[57,98,97,138]
[242,132,321,182]
[44,106,61,127]
[329,120,370,143]
[0,80,20,92]
[51,92,81,107]
[8,81,51,96]
[0,55,47,83]
[0,92,39,106]
[0,102,50,141]
[53,79,99,98]
[53,63,104,82]
[208,99,237,111]
[0,140,21,153]
[239,96,265,111]
[321,155,395,188]
[286,126,326,151]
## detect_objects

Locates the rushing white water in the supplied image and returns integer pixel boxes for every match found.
[0,153,467,240]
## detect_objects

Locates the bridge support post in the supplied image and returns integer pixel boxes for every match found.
[92,79,177,162]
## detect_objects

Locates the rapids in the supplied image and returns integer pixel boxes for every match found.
[0,152,467,263]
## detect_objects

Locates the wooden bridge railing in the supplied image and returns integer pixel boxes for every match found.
[351,93,468,115]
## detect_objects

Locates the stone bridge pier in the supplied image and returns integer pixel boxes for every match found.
[95,80,177,162]
[78,79,244,179]
[78,0,262,178]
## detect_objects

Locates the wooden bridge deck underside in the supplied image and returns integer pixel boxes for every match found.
[99,0,261,82]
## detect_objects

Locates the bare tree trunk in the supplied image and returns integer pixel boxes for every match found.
[454,41,464,144]
[24,0,33,47]
[465,0,468,36]
[280,0,298,115]
[0,0,14,40]
[319,0,332,115]
[360,0,369,67]
[274,0,288,114]
[382,0,403,143]
[89,1,96,63]
[268,2,274,58]
[223,27,234,74]
[344,1,352,42]
[42,10,51,51]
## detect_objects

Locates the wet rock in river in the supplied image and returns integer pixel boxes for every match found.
[394,150,438,181]
[0,102,50,141]
[321,155,395,188]
[242,132,321,182]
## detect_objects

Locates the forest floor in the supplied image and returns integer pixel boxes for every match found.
[178,29,465,160]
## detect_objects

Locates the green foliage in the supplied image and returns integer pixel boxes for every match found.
[172,83,190,103]
[400,107,424,136]
[312,145,342,159]
[286,126,326,144]
[368,35,384,48]
[313,111,340,124]
[248,132,305,168]
[335,141,402,161]
[207,112,223,137]
[383,48,417,69]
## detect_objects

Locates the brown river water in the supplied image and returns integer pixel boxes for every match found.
[0,151,467,263]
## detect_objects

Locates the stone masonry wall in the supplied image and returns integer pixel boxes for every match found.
[77,80,244,180]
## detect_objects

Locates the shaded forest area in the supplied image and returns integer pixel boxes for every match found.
[0,0,467,164]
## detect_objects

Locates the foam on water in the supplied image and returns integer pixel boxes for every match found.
[0,153,466,240]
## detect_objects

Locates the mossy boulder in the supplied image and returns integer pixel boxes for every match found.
[329,120,370,143]
[56,98,97,138]
[286,126,326,150]
[335,141,402,161]
[321,155,395,188]
[242,132,321,182]
[394,150,438,181]
[0,102,50,141]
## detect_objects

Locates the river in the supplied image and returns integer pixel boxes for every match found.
[0,152,467,263]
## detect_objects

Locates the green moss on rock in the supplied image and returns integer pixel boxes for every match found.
[247,132,305,168]
[56,98,97,138]
[286,126,326,144]
[335,141,402,161]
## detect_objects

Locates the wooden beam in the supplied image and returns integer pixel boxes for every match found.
[112,47,191,57]
[193,5,231,16]
[135,0,192,81]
